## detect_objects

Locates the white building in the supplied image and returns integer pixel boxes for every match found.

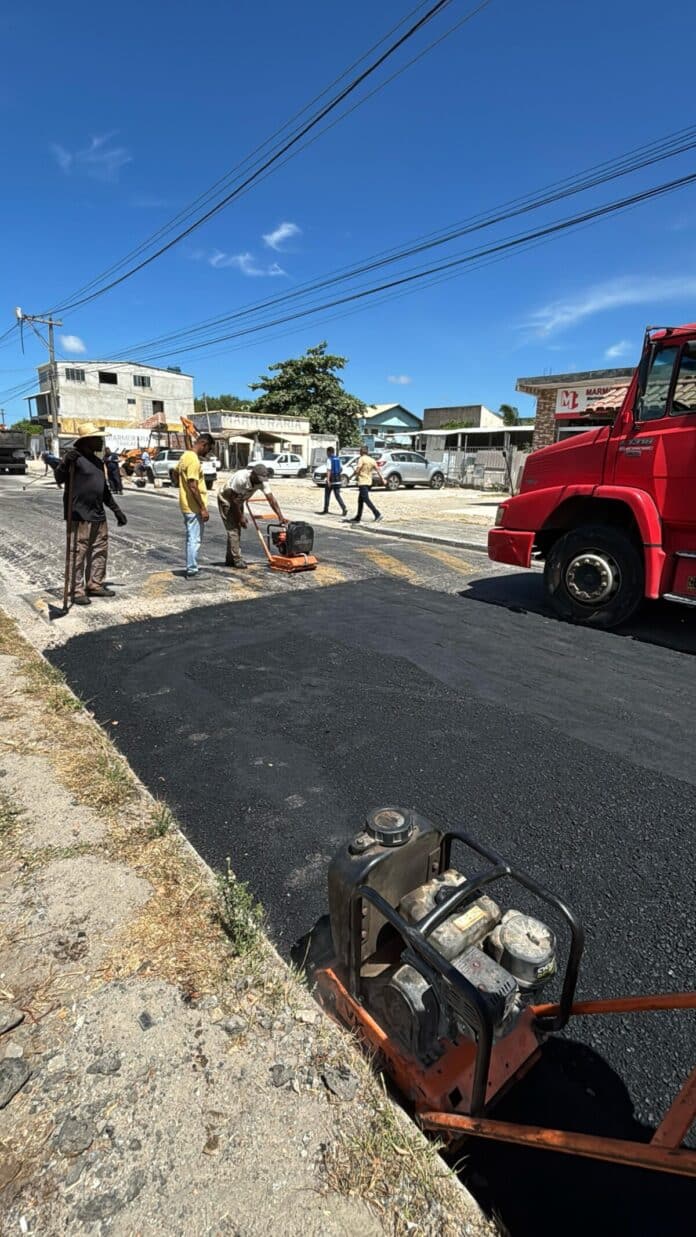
[191,409,335,469]
[27,360,194,436]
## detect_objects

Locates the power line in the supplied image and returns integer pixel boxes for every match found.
[127,168,696,363]
[45,0,493,315]
[109,123,696,360]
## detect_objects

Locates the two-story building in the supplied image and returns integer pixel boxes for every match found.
[26,360,195,440]
[361,403,422,445]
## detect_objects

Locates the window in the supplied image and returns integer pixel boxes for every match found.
[65,367,85,383]
[127,398,136,405]
[636,347,678,421]
[671,343,696,416]
[151,399,164,415]
[98,371,118,385]
[133,374,151,388]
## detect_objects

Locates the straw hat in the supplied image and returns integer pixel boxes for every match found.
[72,422,105,445]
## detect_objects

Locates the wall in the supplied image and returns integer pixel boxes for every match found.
[422,404,498,430]
[531,389,556,449]
[39,362,194,427]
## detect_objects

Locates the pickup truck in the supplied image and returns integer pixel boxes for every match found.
[149,448,219,490]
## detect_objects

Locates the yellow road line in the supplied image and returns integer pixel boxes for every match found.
[414,545,475,574]
[142,570,175,598]
[312,563,348,587]
[358,547,418,582]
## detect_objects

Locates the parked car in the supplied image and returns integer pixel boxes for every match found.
[373,450,445,491]
[259,452,308,478]
[312,451,360,486]
[149,448,219,489]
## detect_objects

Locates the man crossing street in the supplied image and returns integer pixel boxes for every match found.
[317,446,347,516]
[345,446,384,524]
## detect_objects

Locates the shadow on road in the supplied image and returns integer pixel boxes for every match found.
[460,572,696,656]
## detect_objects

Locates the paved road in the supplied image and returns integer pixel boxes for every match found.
[1,477,694,1231]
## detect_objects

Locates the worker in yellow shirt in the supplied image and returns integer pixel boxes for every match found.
[176,433,215,578]
[345,446,384,524]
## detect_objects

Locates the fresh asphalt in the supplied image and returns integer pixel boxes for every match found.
[2,478,694,1232]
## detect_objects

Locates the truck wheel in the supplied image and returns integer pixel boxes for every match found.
[544,524,644,628]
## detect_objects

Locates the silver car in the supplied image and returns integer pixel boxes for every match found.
[312,451,360,486]
[376,450,445,492]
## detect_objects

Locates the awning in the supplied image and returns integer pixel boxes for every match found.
[584,385,630,413]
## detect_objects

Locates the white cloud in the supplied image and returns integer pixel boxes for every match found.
[262,221,300,251]
[50,132,132,182]
[526,275,696,337]
[604,339,632,360]
[61,334,86,354]
[387,374,412,385]
[208,249,285,277]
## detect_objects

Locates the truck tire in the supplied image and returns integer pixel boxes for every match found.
[544,524,644,628]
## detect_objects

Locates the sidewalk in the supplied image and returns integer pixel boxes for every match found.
[0,610,493,1236]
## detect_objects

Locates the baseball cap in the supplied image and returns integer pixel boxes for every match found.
[252,463,269,478]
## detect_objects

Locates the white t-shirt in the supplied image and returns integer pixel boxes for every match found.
[228,467,272,501]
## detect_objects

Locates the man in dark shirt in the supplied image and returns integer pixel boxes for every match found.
[54,422,127,606]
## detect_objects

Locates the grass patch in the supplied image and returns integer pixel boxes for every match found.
[0,791,22,840]
[321,1083,483,1237]
[147,801,174,840]
[217,858,265,956]
[22,660,82,715]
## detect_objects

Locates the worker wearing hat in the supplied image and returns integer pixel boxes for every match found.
[54,422,127,606]
[217,462,284,568]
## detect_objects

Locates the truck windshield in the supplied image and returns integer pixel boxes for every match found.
[636,346,679,421]
[671,342,696,416]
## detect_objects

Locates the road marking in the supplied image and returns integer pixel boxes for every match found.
[312,563,348,587]
[414,545,475,574]
[142,570,175,598]
[358,547,417,582]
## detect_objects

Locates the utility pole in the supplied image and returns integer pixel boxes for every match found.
[15,308,62,454]
[0,408,5,428]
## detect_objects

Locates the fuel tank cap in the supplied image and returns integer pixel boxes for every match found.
[365,807,414,847]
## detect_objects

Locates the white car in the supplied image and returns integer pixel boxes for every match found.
[149,448,219,489]
[312,452,360,486]
[258,452,308,478]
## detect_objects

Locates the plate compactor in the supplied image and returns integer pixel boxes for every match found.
[246,495,317,574]
[312,807,696,1179]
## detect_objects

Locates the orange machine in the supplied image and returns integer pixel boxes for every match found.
[245,494,317,574]
[311,807,696,1179]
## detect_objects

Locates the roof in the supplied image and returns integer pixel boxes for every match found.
[584,384,631,413]
[516,367,633,393]
[37,360,194,377]
[413,425,534,437]
[364,404,400,416]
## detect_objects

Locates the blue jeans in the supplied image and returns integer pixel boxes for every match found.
[356,485,381,521]
[184,513,204,573]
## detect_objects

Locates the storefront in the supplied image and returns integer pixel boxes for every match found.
[516,368,634,449]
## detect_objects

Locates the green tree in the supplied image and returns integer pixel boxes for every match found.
[194,393,250,412]
[9,419,42,435]
[249,342,363,444]
[499,403,519,426]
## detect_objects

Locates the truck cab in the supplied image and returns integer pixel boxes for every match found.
[489,323,696,627]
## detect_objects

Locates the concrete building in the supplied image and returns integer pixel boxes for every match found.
[361,403,422,444]
[517,368,634,450]
[191,409,335,469]
[26,360,194,435]
[422,404,501,431]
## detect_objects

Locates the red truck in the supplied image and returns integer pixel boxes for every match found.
[489,322,696,628]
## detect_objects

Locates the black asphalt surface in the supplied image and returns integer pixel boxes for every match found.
[3,480,695,1232]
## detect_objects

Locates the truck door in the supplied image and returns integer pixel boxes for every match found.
[612,341,696,548]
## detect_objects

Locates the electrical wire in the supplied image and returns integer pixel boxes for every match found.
[45,0,492,315]
[109,124,696,360]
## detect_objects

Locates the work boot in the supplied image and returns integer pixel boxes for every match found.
[230,560,248,570]
[88,586,116,597]
[72,596,91,606]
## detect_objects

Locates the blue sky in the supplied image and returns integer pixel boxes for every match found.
[1,0,695,423]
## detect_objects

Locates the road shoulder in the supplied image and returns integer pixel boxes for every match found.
[0,609,493,1236]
